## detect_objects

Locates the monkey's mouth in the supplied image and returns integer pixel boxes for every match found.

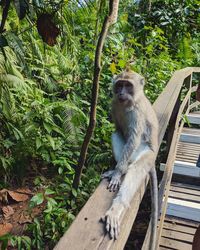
[119,96,128,103]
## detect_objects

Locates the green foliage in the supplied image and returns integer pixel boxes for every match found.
[0,0,199,248]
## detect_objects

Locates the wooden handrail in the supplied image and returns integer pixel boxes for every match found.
[54,67,200,250]
[142,68,200,250]
[156,85,199,249]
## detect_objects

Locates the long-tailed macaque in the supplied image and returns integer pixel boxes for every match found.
[101,70,158,250]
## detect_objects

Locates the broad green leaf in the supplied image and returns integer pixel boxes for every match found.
[43,122,52,133]
[71,188,77,197]
[52,126,65,136]
[36,137,42,149]
[46,135,55,150]
[45,189,55,195]
[30,193,44,206]
[58,167,63,174]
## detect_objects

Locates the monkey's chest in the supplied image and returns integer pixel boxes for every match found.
[117,112,136,139]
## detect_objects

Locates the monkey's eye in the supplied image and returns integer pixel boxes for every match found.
[125,82,134,94]
[115,82,123,93]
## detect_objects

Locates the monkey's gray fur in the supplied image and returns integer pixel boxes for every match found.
[101,70,158,250]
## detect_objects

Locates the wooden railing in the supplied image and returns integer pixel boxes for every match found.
[155,82,200,249]
[143,69,200,249]
[54,67,200,250]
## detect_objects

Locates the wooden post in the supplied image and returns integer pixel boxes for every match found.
[165,95,181,160]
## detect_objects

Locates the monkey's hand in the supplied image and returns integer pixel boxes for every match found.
[101,203,124,240]
[108,171,122,192]
[101,170,122,192]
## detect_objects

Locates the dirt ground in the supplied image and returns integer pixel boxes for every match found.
[0,187,45,249]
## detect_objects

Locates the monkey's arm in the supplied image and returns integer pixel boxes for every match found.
[116,110,143,173]
[115,128,141,174]
[103,112,143,192]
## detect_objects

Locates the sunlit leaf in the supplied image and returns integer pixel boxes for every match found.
[110,62,116,74]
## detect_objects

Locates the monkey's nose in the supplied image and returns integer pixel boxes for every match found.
[118,94,126,102]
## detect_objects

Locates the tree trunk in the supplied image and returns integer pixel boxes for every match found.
[72,0,119,189]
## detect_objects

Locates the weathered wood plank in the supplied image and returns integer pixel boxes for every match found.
[176,155,197,161]
[169,190,200,203]
[160,237,192,249]
[167,198,200,222]
[170,185,200,197]
[177,142,200,149]
[160,162,200,177]
[175,159,197,164]
[171,182,200,191]
[180,134,200,144]
[187,113,200,125]
[176,152,199,158]
[163,222,197,235]
[161,228,194,243]
[182,127,200,135]
[164,216,199,228]
[177,145,200,151]
[180,127,200,144]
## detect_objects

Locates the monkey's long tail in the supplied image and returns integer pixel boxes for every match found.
[149,168,158,250]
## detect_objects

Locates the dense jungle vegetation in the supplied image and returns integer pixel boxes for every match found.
[0,0,200,249]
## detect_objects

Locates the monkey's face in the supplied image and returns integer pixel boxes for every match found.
[113,71,145,105]
[114,80,134,104]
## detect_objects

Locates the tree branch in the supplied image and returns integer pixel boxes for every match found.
[72,0,119,189]
[0,0,11,33]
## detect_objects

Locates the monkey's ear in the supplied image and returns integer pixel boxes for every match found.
[140,78,145,86]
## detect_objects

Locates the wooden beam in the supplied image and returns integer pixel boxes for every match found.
[160,236,193,249]
[180,133,200,144]
[187,113,200,125]
[161,228,194,243]
[167,198,200,222]
[160,162,200,177]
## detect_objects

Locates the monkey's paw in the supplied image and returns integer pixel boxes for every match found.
[101,170,121,192]
[108,171,121,192]
[101,208,120,240]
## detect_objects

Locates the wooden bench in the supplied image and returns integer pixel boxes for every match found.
[54,67,200,250]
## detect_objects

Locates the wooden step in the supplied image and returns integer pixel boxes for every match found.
[159,216,198,250]
[187,113,200,125]
[160,161,200,177]
[166,183,200,222]
[180,128,200,144]
[167,198,200,222]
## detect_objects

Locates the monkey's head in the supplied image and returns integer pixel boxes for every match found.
[113,70,145,105]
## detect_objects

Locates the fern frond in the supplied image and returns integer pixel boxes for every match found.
[6,32,25,59]
[62,103,87,144]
